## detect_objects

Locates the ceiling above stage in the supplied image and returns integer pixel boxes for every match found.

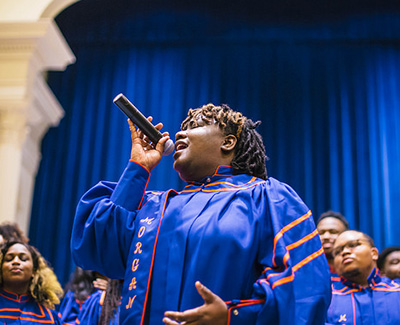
[57,0,400,25]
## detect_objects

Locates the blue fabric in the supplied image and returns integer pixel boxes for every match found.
[0,289,61,324]
[74,290,103,325]
[58,291,81,324]
[57,290,117,325]
[71,162,331,324]
[326,268,400,324]
[29,8,400,286]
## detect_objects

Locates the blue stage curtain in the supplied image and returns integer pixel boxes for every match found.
[29,10,400,284]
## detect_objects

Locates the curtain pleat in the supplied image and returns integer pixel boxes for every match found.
[29,10,400,284]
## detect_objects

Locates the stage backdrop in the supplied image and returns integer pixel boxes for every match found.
[29,2,400,284]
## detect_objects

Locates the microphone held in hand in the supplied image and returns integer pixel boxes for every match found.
[113,93,174,155]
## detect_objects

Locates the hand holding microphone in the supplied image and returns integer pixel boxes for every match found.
[113,94,174,157]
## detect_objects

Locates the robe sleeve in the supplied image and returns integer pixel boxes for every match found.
[227,178,331,324]
[71,160,151,279]
[75,290,103,325]
[57,290,79,324]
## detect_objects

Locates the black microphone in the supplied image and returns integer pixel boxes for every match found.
[113,93,174,155]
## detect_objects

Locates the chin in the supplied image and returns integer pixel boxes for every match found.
[172,161,183,174]
[341,267,361,279]
[172,166,189,182]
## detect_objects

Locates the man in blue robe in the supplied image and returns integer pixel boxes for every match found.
[327,230,400,324]
[316,210,349,280]
[71,103,331,324]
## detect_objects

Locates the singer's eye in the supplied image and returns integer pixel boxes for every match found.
[187,121,199,129]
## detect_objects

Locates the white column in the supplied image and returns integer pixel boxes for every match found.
[0,2,77,233]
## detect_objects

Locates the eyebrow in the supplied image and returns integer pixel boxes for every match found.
[5,252,29,257]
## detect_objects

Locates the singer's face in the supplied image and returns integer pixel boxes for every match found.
[173,120,228,182]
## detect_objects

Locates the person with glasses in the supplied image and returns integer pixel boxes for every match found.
[326,230,400,324]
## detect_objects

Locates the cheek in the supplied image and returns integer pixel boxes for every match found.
[26,264,34,276]
[333,257,342,270]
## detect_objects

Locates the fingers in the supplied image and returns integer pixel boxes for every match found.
[195,281,215,304]
[129,117,168,147]
[163,313,186,324]
[93,278,108,291]
[164,282,228,325]
[164,307,201,324]
[128,119,138,139]
[162,316,184,324]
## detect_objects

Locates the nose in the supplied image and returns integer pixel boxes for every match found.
[320,231,332,241]
[11,257,21,264]
[320,232,330,240]
[341,245,352,255]
[175,130,187,141]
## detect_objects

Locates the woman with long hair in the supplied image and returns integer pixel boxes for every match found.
[0,240,63,324]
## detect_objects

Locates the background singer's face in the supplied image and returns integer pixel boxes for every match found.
[173,118,227,182]
[2,243,34,289]
[317,217,347,258]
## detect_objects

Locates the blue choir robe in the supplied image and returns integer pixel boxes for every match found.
[326,268,400,324]
[330,271,341,283]
[57,291,82,324]
[71,162,331,324]
[0,289,61,324]
[75,290,104,325]
[59,290,118,325]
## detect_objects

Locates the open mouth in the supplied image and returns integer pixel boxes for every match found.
[175,142,188,152]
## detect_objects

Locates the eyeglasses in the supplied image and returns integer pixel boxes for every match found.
[332,239,368,257]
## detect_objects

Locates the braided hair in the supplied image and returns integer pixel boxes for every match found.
[181,103,268,179]
[98,279,123,324]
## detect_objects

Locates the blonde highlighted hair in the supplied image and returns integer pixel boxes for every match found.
[0,241,63,309]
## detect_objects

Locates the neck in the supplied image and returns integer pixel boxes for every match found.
[2,283,30,296]
[342,267,372,288]
[327,258,336,272]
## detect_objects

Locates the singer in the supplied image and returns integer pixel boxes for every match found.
[71,104,331,324]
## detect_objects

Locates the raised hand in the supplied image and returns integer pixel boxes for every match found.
[163,281,228,325]
[128,117,170,171]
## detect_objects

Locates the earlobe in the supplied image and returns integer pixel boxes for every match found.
[371,247,379,261]
[221,135,237,152]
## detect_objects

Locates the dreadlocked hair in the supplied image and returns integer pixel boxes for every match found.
[98,279,123,325]
[181,103,268,179]
[0,241,63,309]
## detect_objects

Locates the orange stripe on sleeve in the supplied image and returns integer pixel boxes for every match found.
[272,210,312,267]
[271,274,295,289]
[292,247,324,272]
[268,247,324,289]
[286,229,319,251]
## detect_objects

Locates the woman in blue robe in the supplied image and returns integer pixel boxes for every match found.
[0,241,63,324]
[71,103,331,324]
